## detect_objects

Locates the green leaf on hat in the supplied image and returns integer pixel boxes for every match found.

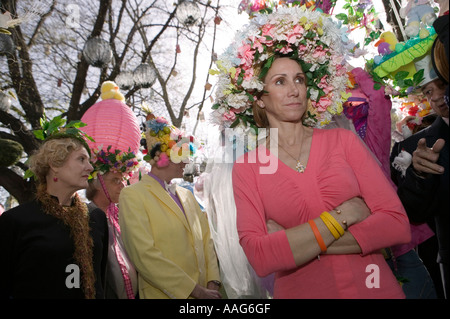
[413,69,424,85]
[394,71,409,81]
[230,118,240,128]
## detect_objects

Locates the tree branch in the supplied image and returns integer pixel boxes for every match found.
[67,0,111,121]
[27,0,56,47]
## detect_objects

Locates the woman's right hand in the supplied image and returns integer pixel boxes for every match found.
[334,197,370,227]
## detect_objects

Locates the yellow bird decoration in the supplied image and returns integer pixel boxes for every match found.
[375,31,401,54]
[100,81,125,102]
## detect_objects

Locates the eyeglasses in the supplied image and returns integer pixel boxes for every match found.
[105,177,125,185]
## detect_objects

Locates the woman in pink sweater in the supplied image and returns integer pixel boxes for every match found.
[233,120,411,298]
[211,7,411,298]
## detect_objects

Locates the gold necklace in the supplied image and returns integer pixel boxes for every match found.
[275,133,306,173]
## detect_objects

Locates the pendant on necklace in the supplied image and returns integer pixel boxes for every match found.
[296,161,306,173]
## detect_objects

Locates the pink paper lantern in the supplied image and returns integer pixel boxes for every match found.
[81,98,141,154]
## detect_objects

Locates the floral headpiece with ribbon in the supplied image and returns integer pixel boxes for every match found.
[209,6,349,135]
[143,112,200,167]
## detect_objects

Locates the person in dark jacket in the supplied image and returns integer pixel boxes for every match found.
[0,118,108,299]
[390,53,449,298]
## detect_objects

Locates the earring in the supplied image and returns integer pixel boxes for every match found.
[53,177,58,182]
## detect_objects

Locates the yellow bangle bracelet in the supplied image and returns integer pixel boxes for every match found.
[322,211,345,236]
[320,213,341,239]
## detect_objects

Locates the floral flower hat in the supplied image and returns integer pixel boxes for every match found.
[209,6,350,137]
[90,145,140,180]
[142,112,201,167]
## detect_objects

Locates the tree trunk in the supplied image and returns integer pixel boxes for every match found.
[0,167,36,203]
[67,0,111,122]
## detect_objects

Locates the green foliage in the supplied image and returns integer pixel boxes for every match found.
[258,55,275,80]
[365,30,381,46]
[33,114,93,142]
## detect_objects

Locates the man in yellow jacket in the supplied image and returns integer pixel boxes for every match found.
[119,114,221,299]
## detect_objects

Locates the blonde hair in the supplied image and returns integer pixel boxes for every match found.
[29,137,85,184]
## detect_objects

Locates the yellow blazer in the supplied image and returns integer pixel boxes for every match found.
[118,174,220,299]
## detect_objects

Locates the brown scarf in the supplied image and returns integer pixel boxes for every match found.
[36,187,96,299]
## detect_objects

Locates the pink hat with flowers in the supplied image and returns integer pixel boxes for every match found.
[210,6,349,135]
[81,81,141,179]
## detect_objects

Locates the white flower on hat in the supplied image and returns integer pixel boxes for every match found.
[226,92,251,109]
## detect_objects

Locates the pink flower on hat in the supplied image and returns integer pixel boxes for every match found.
[318,75,333,94]
[223,110,237,121]
[260,24,275,45]
[279,45,293,54]
[156,117,169,124]
[316,97,332,112]
[287,25,304,44]
[251,37,264,53]
[238,42,255,69]
[157,152,170,167]
[251,0,266,12]
[312,48,326,59]
[243,67,254,81]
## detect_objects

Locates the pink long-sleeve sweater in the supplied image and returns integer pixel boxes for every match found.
[232,128,411,298]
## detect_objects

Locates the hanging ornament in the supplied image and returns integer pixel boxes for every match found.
[82,36,112,68]
[176,0,201,27]
[115,71,135,90]
[133,63,157,89]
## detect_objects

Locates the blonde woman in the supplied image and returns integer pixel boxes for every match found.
[0,118,108,299]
